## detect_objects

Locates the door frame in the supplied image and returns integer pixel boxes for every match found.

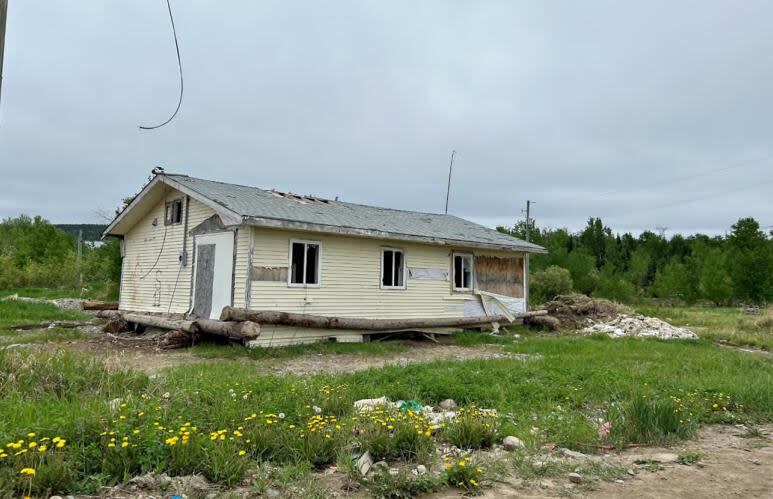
[190,230,236,319]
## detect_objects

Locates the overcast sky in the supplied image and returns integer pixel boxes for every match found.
[1,1,772,236]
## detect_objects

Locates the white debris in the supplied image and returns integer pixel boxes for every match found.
[354,396,393,412]
[583,314,697,340]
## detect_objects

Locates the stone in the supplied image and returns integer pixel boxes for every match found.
[439,399,457,411]
[503,435,525,451]
[615,479,625,485]
[627,468,636,476]
[373,461,388,471]
[568,472,583,484]
[50,496,64,499]
[559,447,587,460]
[357,451,373,476]
[265,487,281,498]
[415,464,427,475]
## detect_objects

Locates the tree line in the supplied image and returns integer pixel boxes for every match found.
[0,215,121,299]
[498,217,773,306]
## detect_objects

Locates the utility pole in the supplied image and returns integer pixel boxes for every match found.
[444,150,456,214]
[0,0,8,114]
[522,200,535,310]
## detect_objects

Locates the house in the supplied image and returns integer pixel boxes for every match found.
[103,172,546,346]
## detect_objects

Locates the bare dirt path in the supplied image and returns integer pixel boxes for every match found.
[468,424,772,499]
[32,336,525,375]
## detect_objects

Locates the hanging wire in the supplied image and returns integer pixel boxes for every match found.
[139,0,183,130]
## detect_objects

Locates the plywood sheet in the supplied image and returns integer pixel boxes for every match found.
[475,256,524,298]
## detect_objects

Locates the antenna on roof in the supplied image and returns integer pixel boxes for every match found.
[444,150,456,214]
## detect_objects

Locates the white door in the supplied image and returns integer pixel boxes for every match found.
[191,232,234,319]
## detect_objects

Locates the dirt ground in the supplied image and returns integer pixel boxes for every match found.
[24,334,529,375]
[436,425,773,499]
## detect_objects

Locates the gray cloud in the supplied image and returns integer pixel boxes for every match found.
[1,0,772,235]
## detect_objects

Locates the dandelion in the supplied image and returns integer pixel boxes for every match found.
[238,450,246,456]
[19,468,35,476]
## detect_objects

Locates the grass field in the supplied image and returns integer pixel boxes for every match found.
[0,297,771,496]
[637,304,773,350]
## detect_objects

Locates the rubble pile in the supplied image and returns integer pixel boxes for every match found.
[543,294,629,331]
[583,314,698,340]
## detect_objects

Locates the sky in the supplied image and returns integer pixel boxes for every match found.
[1,0,772,236]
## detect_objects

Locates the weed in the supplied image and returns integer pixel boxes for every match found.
[442,454,486,493]
[677,451,703,465]
[443,405,500,449]
[364,467,441,499]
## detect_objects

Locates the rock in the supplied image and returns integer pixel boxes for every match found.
[357,451,374,476]
[627,468,636,476]
[415,464,427,475]
[50,496,64,499]
[439,399,457,411]
[265,487,281,498]
[752,459,761,466]
[633,453,679,464]
[373,461,388,471]
[559,447,587,460]
[583,314,697,340]
[615,479,625,485]
[354,396,391,412]
[503,435,525,451]
[567,472,583,484]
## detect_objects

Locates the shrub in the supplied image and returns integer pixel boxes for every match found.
[442,406,499,449]
[531,266,573,304]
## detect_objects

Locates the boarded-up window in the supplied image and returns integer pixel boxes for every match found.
[165,198,184,225]
[474,255,524,298]
[289,240,320,286]
[453,253,473,290]
[381,248,405,288]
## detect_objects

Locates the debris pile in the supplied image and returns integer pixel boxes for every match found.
[543,294,628,331]
[583,314,697,340]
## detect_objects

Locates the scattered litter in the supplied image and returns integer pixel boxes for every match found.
[583,315,697,340]
[354,397,393,412]
[356,451,373,476]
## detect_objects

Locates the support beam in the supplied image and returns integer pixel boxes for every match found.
[220,307,546,331]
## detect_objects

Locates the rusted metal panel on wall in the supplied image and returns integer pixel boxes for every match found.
[251,266,289,282]
[474,256,524,298]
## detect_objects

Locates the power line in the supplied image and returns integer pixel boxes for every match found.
[444,150,456,214]
[596,155,773,199]
[139,0,183,130]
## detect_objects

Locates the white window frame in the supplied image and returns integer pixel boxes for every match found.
[380,247,406,290]
[452,252,474,292]
[287,239,322,288]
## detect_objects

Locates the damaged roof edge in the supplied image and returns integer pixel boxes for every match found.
[242,215,548,254]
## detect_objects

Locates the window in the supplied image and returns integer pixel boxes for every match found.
[381,248,405,289]
[165,198,184,225]
[289,240,320,286]
[453,253,473,291]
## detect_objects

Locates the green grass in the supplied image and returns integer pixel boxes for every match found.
[0,327,87,347]
[0,288,82,300]
[191,340,410,360]
[0,316,772,496]
[636,304,773,350]
[0,300,89,332]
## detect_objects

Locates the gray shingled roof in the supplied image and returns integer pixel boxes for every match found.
[165,174,545,253]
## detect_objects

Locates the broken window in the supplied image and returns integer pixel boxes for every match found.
[165,198,184,225]
[381,248,405,288]
[453,253,473,291]
[289,240,320,286]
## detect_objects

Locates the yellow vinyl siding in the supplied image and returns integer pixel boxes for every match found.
[232,227,252,309]
[246,227,524,319]
[119,192,215,313]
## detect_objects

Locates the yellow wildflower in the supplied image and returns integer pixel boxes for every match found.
[19,468,35,476]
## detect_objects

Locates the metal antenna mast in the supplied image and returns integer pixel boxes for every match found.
[444,150,456,214]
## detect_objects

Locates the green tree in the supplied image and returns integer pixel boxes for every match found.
[727,218,773,304]
[699,249,733,305]
[531,265,573,304]
[653,259,699,304]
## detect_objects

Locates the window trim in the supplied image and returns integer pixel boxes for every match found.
[164,198,184,226]
[452,252,474,292]
[380,247,406,290]
[287,238,322,288]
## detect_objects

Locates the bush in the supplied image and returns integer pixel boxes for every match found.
[531,266,573,304]
[442,455,485,492]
